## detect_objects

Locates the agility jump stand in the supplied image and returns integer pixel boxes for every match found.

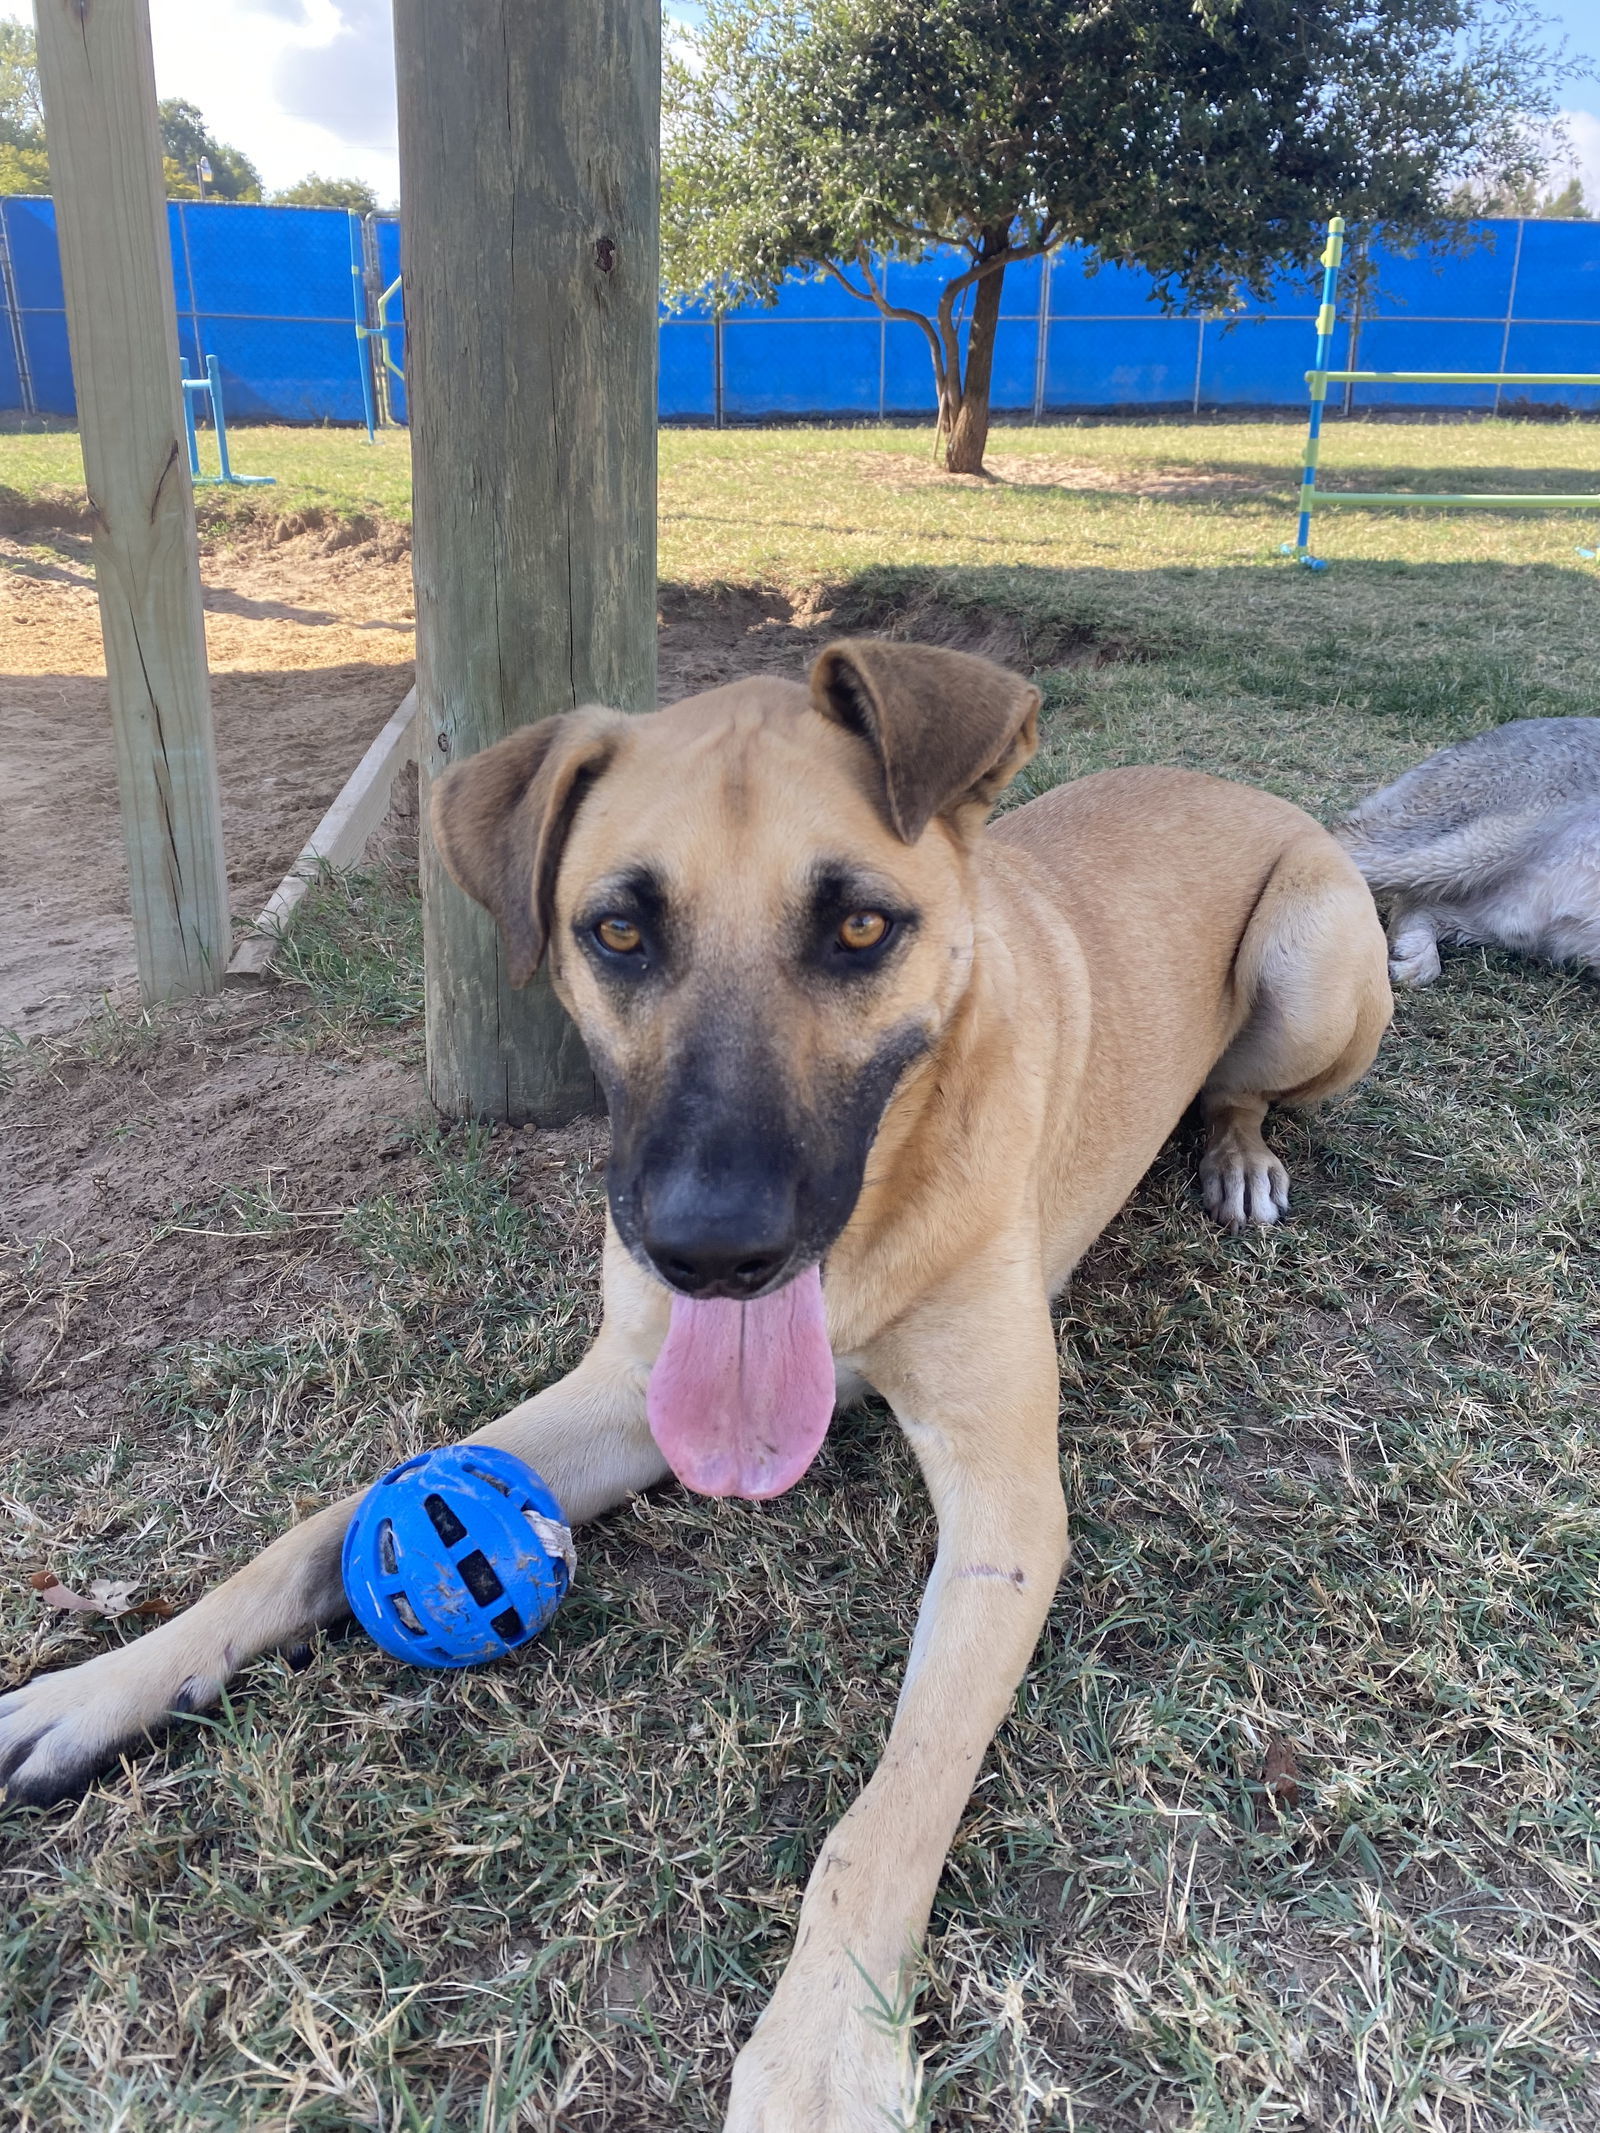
[1289,215,1600,567]
[179,355,275,488]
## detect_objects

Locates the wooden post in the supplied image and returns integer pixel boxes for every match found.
[34,0,229,1004]
[396,0,660,1124]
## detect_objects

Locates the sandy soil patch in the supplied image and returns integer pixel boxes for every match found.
[1,521,415,1035]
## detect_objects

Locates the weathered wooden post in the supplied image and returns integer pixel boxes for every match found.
[395,0,660,1124]
[34,0,230,1004]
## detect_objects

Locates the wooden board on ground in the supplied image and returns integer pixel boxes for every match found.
[227,691,418,984]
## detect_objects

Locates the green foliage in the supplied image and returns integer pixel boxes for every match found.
[0,21,45,189]
[270,172,382,214]
[157,98,261,202]
[664,0,1576,470]
[0,21,43,147]
[0,42,262,207]
[0,139,47,196]
[1456,170,1594,218]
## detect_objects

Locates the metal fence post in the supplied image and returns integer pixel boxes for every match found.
[1493,219,1526,417]
[0,205,34,415]
[348,208,377,441]
[1032,251,1051,421]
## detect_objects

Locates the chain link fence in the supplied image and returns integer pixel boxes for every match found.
[2,201,1598,425]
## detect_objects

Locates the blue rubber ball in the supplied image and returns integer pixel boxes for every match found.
[342,1444,574,1668]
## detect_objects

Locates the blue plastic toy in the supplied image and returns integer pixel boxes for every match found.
[342,1444,574,1668]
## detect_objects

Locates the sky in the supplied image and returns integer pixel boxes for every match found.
[3,0,1600,213]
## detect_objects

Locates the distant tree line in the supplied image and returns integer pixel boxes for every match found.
[0,25,384,212]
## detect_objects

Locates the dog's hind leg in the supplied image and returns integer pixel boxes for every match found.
[0,1306,665,1807]
[1386,907,1443,987]
[1199,833,1391,1229]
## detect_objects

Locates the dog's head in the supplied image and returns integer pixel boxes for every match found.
[431,639,1037,1491]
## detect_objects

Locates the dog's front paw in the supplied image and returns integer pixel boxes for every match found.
[0,1633,224,1807]
[1200,1134,1290,1230]
[725,2009,919,2133]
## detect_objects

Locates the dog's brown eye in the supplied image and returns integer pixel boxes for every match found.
[596,916,642,954]
[838,911,889,951]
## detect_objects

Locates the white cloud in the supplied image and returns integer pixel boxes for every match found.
[0,0,399,203]
[149,0,398,201]
[1554,108,1600,208]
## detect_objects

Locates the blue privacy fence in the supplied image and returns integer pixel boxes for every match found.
[3,198,1599,424]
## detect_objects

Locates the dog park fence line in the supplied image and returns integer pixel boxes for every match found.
[3,200,1600,426]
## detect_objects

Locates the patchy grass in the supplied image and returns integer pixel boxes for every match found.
[269,852,426,1062]
[0,418,412,532]
[3,420,1600,2130]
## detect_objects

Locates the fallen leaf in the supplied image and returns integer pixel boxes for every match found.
[28,1569,175,1621]
[1256,1737,1303,1828]
[29,1569,101,1614]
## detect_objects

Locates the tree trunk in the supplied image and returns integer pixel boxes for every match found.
[942,247,1008,475]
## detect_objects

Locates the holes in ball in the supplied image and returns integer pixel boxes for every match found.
[377,1519,397,1577]
[390,1592,424,1636]
[490,1605,525,1642]
[456,1549,505,1607]
[423,1492,468,1548]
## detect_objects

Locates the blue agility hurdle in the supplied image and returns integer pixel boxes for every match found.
[179,354,275,487]
[1289,215,1600,566]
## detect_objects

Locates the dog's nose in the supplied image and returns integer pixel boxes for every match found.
[640,1183,796,1299]
[643,1230,792,1299]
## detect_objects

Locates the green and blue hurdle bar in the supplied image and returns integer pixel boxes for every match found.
[1290,215,1600,567]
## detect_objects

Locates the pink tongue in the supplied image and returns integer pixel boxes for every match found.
[647,1264,835,1499]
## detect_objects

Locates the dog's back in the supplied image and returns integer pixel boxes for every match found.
[1332,718,1600,983]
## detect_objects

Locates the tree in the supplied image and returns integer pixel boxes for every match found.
[158,98,261,201]
[0,21,47,193]
[0,42,265,206]
[0,22,44,141]
[1455,171,1592,217]
[271,173,381,213]
[664,0,1575,472]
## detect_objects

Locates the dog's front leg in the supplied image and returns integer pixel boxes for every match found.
[0,1338,664,1806]
[726,1277,1067,2133]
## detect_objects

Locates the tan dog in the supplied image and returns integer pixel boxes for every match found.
[0,642,1390,2130]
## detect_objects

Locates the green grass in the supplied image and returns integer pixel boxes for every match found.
[3,419,1600,2130]
[0,415,413,528]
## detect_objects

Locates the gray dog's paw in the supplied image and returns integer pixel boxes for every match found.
[1387,917,1442,988]
[1388,943,1442,987]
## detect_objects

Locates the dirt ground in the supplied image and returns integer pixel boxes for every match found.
[0,518,826,1038]
[0,542,832,1451]
[1,516,417,1035]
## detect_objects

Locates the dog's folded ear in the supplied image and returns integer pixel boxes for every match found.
[810,639,1040,843]
[429,709,628,986]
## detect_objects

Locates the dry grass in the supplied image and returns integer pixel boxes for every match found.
[3,419,1600,2130]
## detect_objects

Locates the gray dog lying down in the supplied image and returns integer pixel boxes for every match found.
[1333,717,1600,985]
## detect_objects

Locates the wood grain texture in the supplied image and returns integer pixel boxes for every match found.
[396,0,660,1124]
[34,0,229,1003]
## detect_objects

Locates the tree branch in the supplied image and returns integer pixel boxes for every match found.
[821,250,947,393]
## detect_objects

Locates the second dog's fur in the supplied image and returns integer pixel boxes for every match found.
[1334,716,1600,985]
